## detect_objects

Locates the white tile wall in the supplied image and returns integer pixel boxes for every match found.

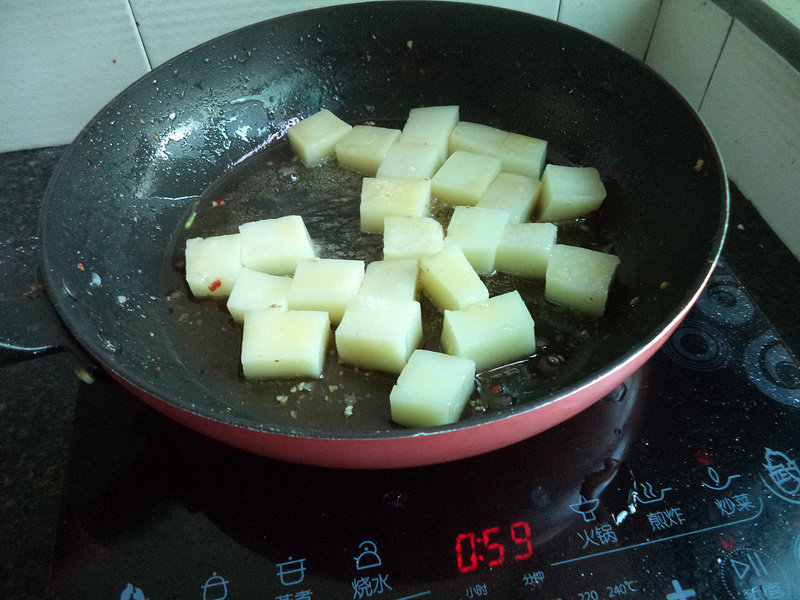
[558,0,662,59]
[0,0,150,152]
[645,0,732,110]
[1,0,799,258]
[699,20,800,258]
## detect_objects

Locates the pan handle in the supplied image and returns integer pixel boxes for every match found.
[0,278,95,373]
[0,343,65,366]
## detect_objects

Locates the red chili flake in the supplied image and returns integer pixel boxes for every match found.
[77,263,85,271]
[208,279,222,292]
[212,200,225,207]
[490,384,503,395]
[112,59,117,63]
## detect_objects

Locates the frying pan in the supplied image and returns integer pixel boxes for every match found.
[39,1,728,469]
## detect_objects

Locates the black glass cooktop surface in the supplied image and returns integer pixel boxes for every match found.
[43,261,800,600]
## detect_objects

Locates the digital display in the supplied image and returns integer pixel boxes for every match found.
[454,520,534,573]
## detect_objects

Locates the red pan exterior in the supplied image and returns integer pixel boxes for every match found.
[115,277,708,469]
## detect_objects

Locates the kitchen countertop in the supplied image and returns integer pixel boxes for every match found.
[0,147,80,599]
[1,146,798,599]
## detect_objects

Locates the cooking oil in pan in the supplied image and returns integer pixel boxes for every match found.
[163,140,617,429]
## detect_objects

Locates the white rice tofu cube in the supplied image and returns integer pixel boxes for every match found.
[239,215,315,276]
[544,244,620,316]
[444,206,511,274]
[448,121,509,156]
[360,177,432,233]
[431,151,502,206]
[441,290,536,372]
[390,349,476,428]
[537,165,607,222]
[495,132,548,179]
[494,222,557,279]
[400,105,460,164]
[477,172,542,224]
[185,233,242,298]
[376,138,442,179]
[287,109,352,167]
[359,258,418,301]
[288,258,365,325]
[419,245,489,311]
[226,268,292,323]
[335,296,422,374]
[241,309,331,379]
[335,125,401,176]
[383,216,444,261]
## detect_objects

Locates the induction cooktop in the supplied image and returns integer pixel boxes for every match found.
[42,261,800,600]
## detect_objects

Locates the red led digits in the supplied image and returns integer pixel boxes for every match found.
[511,520,533,561]
[455,532,479,572]
[482,527,505,567]
[454,520,534,573]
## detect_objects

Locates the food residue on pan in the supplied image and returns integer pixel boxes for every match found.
[179,106,624,429]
